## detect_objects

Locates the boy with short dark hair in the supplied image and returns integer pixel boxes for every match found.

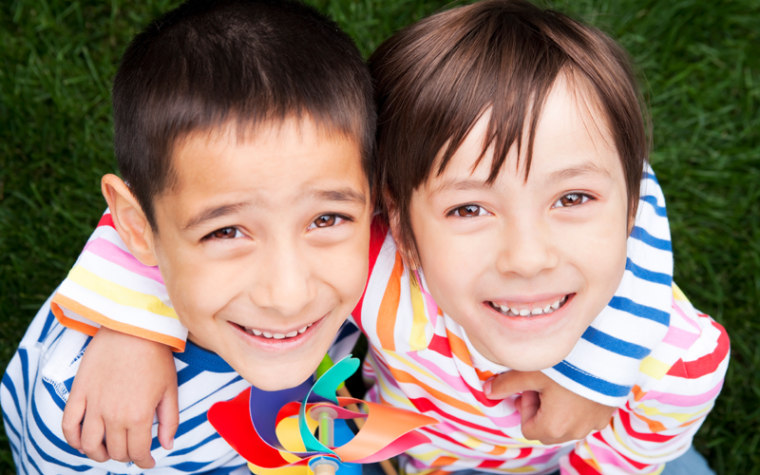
[0,0,375,471]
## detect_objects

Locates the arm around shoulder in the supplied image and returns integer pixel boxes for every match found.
[564,285,730,474]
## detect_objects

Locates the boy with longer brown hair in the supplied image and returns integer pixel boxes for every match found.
[361,0,728,472]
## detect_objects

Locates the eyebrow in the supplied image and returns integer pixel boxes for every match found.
[430,177,492,194]
[182,187,367,231]
[547,162,612,183]
[183,202,249,230]
[308,187,367,206]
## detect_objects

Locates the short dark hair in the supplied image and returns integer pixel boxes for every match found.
[370,0,649,254]
[113,0,375,228]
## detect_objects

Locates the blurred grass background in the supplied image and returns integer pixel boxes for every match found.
[1,0,757,473]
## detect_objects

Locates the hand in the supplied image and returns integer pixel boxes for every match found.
[485,370,615,445]
[62,327,179,468]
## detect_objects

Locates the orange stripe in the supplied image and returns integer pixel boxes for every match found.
[377,253,404,351]
[631,384,645,402]
[430,456,458,469]
[631,410,666,433]
[52,293,185,351]
[487,444,507,456]
[388,364,481,416]
[447,330,474,367]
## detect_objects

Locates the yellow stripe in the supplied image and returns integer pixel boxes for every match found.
[387,349,438,381]
[69,265,177,319]
[672,283,688,302]
[409,278,429,350]
[638,402,709,423]
[639,356,670,379]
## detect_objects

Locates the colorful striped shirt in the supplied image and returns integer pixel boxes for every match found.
[356,219,728,473]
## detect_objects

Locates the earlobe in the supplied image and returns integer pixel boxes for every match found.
[101,174,159,267]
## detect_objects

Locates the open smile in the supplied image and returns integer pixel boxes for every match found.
[487,294,573,317]
[231,316,324,342]
[242,322,314,339]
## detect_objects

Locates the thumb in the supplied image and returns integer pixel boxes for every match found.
[156,385,179,450]
[485,370,546,399]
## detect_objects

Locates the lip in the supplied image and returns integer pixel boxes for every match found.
[229,314,327,350]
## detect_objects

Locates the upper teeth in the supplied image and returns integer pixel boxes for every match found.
[491,296,567,317]
[246,323,312,339]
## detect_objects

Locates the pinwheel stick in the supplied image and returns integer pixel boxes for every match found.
[310,406,339,475]
[335,387,398,475]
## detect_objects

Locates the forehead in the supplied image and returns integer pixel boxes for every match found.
[155,118,367,215]
[171,117,364,177]
[431,75,620,185]
[440,73,617,179]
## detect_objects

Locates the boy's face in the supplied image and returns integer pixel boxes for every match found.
[405,76,630,371]
[147,118,371,390]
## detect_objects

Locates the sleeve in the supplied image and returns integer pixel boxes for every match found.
[561,286,730,474]
[1,298,141,472]
[50,211,188,351]
[543,164,676,406]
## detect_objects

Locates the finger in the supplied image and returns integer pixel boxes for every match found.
[517,390,540,422]
[127,426,156,469]
[62,395,86,450]
[156,385,179,450]
[486,370,546,399]
[79,414,109,463]
[104,423,129,463]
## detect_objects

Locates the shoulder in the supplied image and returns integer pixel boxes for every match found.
[662,285,729,380]
[636,283,729,396]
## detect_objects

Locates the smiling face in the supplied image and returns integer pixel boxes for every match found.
[405,75,630,371]
[147,117,371,389]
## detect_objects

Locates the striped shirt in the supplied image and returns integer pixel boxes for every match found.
[352,177,729,473]
[1,298,358,473]
[1,297,250,474]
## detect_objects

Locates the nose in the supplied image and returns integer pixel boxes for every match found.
[495,218,558,277]
[249,239,315,317]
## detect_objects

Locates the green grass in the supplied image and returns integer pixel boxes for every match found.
[1,0,758,473]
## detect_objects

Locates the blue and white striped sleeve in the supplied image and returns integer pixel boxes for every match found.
[543,164,674,406]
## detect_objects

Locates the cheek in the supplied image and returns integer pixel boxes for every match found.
[324,241,370,303]
[158,251,233,319]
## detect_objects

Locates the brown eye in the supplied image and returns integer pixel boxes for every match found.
[314,214,337,227]
[450,204,484,217]
[554,193,591,208]
[308,214,349,230]
[207,227,239,239]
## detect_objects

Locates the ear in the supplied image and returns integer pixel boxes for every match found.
[382,187,419,270]
[101,174,159,267]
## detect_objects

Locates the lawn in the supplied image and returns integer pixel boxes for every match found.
[1,0,758,473]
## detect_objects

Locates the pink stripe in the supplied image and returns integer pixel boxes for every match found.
[662,325,699,349]
[672,300,701,332]
[408,353,470,393]
[84,237,164,283]
[406,353,523,427]
[642,378,724,406]
[585,439,635,471]
[487,410,522,428]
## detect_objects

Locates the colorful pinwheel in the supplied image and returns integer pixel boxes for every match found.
[207,356,437,474]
